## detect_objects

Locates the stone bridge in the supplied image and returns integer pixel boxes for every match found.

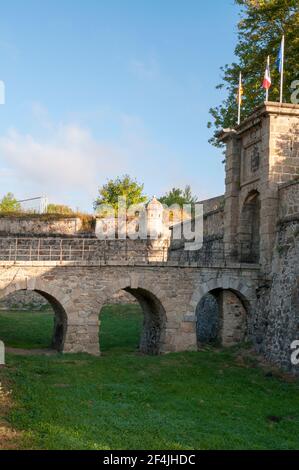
[0,254,260,355]
[1,103,298,373]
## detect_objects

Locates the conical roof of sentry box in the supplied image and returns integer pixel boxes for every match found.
[147,196,163,211]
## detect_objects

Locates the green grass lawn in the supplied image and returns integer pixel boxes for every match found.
[0,309,54,349]
[0,305,299,450]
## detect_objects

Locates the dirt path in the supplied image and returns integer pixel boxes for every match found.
[6,347,57,356]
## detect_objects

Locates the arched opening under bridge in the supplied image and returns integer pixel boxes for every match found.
[0,289,67,352]
[196,288,247,348]
[99,287,166,355]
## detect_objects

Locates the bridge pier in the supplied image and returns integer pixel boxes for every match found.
[63,320,100,355]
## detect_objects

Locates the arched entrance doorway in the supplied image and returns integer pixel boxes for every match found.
[196,289,247,348]
[0,289,67,352]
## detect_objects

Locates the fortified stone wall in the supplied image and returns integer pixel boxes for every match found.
[169,234,224,264]
[269,113,299,185]
[278,179,299,219]
[169,207,224,263]
[203,208,224,237]
[0,216,85,236]
[198,195,224,214]
[252,219,299,375]
[250,180,299,375]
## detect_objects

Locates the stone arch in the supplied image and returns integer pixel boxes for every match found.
[98,276,168,355]
[190,276,255,309]
[196,288,247,347]
[190,276,254,348]
[239,190,260,263]
[0,282,68,352]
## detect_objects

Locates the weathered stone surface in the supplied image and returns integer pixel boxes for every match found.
[0,263,259,356]
[0,216,84,235]
[252,219,299,375]
[220,103,299,374]
[0,290,48,310]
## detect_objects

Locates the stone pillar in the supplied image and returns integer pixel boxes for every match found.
[162,315,197,353]
[222,130,241,259]
[63,307,100,355]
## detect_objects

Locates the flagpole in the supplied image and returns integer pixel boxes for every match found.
[266,56,270,101]
[237,72,242,125]
[279,35,285,103]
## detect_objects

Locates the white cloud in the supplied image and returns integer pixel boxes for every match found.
[0,106,189,210]
[0,122,128,208]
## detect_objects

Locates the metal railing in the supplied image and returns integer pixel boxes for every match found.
[0,237,260,266]
[0,238,168,263]
[0,238,95,262]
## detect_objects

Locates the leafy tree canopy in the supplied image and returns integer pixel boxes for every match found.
[208,0,299,147]
[0,192,21,213]
[159,185,198,207]
[94,175,147,213]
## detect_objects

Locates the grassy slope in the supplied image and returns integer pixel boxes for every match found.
[0,306,298,450]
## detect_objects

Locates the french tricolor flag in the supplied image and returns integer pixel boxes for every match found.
[262,57,271,90]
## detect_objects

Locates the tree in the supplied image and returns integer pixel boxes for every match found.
[208,0,299,147]
[94,175,147,213]
[159,185,198,207]
[47,203,74,215]
[0,193,21,213]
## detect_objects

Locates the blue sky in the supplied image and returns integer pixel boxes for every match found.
[0,0,239,211]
